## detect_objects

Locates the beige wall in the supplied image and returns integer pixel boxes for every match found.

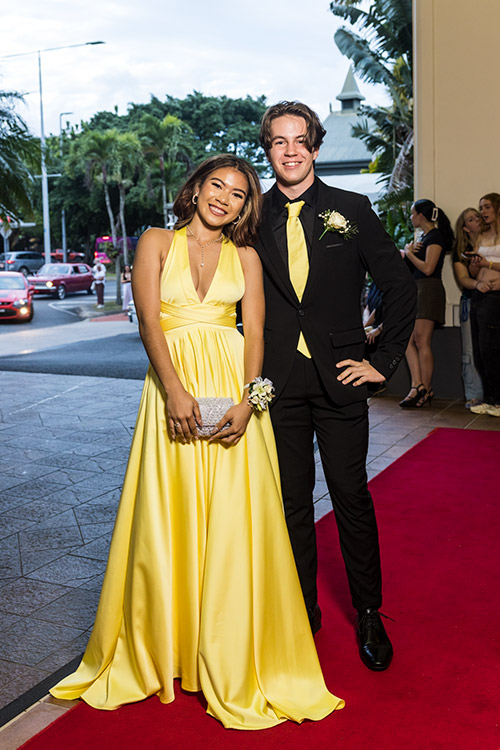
[413,0,500,321]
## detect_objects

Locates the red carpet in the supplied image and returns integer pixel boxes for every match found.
[22,428,500,749]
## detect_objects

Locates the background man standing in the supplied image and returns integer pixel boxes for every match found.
[255,101,416,671]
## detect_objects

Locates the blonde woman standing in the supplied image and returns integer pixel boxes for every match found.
[469,193,500,417]
[452,208,487,407]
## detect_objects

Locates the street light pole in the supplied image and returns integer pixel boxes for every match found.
[59,111,73,263]
[0,41,105,266]
[38,51,51,265]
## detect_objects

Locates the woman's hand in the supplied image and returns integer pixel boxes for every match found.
[488,277,500,291]
[403,242,415,256]
[209,401,252,446]
[366,326,382,344]
[476,279,492,293]
[166,386,201,442]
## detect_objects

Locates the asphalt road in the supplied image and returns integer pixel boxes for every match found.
[0,331,150,379]
[0,294,85,330]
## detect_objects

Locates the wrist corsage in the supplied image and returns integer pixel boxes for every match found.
[244,377,275,411]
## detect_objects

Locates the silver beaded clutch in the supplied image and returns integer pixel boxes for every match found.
[196,397,234,437]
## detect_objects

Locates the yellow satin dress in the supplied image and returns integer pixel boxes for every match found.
[50,228,344,729]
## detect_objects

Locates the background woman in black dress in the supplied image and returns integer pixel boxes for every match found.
[400,199,454,407]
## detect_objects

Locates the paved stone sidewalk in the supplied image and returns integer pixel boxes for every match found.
[0,370,141,710]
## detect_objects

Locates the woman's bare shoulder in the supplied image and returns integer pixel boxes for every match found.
[235,244,261,268]
[135,228,175,262]
[138,227,175,246]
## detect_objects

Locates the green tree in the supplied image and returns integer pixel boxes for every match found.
[0,90,38,220]
[14,92,269,257]
[135,113,193,226]
[110,131,143,268]
[329,0,413,236]
[164,92,268,171]
[70,128,119,253]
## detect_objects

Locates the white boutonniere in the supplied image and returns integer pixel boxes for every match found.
[319,209,358,241]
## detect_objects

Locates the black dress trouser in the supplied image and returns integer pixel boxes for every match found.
[270,352,382,613]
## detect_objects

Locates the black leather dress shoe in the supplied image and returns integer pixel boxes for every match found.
[356,608,393,671]
[307,603,322,635]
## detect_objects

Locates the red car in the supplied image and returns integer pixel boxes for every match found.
[28,262,94,300]
[0,271,35,322]
[50,251,86,263]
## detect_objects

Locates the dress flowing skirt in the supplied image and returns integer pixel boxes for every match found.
[50,321,343,729]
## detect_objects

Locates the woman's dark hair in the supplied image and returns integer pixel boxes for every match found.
[173,155,262,246]
[413,199,454,252]
[259,101,326,154]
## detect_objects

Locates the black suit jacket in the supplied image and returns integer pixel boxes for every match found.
[254,179,417,405]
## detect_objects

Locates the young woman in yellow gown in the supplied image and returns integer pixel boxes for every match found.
[50,155,344,730]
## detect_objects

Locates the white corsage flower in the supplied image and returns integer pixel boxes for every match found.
[245,377,275,412]
[319,209,358,241]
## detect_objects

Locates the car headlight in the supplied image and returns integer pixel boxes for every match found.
[13,299,28,308]
[46,281,54,288]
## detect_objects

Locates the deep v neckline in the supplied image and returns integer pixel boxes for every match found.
[186,231,226,304]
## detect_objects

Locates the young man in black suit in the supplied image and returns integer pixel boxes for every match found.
[255,101,416,671]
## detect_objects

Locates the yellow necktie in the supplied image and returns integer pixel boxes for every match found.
[286,201,311,358]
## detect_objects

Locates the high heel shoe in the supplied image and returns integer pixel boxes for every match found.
[399,384,427,408]
[416,389,433,408]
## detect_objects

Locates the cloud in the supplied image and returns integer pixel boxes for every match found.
[1,0,389,137]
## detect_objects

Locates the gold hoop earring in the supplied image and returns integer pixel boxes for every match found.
[192,194,198,205]
[232,215,241,225]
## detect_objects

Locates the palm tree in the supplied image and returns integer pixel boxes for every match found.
[71,129,119,254]
[109,131,143,268]
[0,90,38,220]
[329,0,413,199]
[136,114,192,227]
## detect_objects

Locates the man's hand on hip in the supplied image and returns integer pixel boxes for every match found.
[336,359,385,387]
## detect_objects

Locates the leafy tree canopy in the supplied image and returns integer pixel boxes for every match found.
[13,91,268,257]
[330,0,413,238]
[0,89,39,220]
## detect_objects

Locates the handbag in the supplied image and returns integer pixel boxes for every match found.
[195,397,234,437]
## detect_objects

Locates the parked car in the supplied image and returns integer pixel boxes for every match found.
[0,271,35,322]
[28,263,94,300]
[0,251,45,276]
[51,250,86,262]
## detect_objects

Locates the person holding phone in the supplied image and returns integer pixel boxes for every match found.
[469,192,500,417]
[452,208,488,408]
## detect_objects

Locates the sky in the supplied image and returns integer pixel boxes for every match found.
[1,0,387,138]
